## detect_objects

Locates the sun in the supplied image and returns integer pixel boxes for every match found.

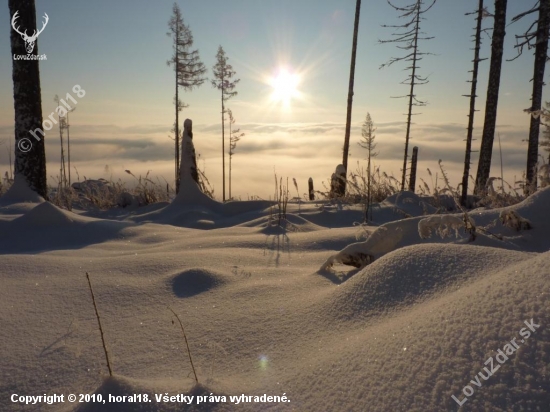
[269,67,300,106]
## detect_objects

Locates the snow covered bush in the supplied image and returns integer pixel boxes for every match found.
[418,215,464,239]
[540,164,550,188]
[499,210,532,231]
[418,213,477,241]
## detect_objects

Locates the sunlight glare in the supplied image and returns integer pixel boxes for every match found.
[269,68,300,107]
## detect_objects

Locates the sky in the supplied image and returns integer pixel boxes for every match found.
[0,0,546,200]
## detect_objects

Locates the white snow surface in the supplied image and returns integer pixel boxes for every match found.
[1,187,549,411]
[0,174,44,211]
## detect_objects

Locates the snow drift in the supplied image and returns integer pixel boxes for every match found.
[1,186,549,411]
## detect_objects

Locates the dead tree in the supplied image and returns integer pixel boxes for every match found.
[510,0,550,195]
[227,109,244,200]
[65,106,75,186]
[461,0,488,206]
[54,95,68,189]
[340,0,362,197]
[212,46,240,202]
[380,0,437,192]
[409,146,419,193]
[474,0,508,195]
[167,3,206,194]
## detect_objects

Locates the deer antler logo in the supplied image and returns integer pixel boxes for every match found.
[11,11,49,54]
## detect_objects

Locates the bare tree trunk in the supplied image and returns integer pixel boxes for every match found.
[8,0,48,199]
[525,0,550,195]
[229,117,232,200]
[58,117,66,188]
[461,0,484,206]
[222,97,226,202]
[67,110,71,186]
[409,146,419,193]
[175,65,180,194]
[366,147,371,222]
[401,3,421,192]
[341,0,362,196]
[475,0,507,195]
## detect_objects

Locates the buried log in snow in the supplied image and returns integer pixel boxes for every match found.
[321,225,403,270]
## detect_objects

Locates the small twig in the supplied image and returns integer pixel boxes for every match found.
[210,345,217,380]
[85,272,113,377]
[167,306,198,384]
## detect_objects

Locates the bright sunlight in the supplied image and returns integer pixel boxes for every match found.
[269,67,300,107]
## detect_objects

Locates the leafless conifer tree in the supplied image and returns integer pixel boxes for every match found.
[212,46,240,202]
[509,0,550,195]
[461,0,488,206]
[380,0,437,192]
[167,3,206,193]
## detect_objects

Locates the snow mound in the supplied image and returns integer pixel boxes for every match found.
[0,175,44,206]
[312,251,550,411]
[237,213,325,234]
[327,244,531,320]
[170,268,227,298]
[298,207,366,228]
[468,186,550,252]
[11,201,75,228]
[321,188,550,271]
[0,202,133,253]
[132,199,279,229]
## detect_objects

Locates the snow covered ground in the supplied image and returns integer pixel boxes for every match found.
[1,183,549,411]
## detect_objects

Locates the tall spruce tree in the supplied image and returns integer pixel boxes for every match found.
[474,0,508,195]
[7,0,48,199]
[211,46,240,202]
[380,0,437,192]
[358,113,377,222]
[167,3,206,194]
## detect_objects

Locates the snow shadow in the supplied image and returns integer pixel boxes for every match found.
[171,268,226,298]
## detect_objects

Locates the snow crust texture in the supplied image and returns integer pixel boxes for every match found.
[1,188,549,411]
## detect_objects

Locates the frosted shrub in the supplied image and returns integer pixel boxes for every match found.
[418,215,464,239]
[499,210,532,231]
